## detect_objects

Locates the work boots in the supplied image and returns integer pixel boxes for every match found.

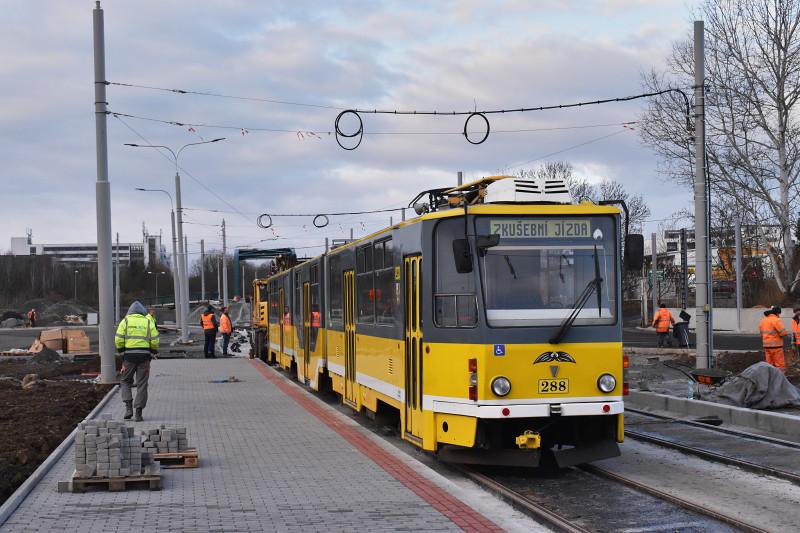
[135,408,143,422]
[124,401,133,420]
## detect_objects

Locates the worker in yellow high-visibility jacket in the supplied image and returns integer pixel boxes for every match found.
[115,301,159,421]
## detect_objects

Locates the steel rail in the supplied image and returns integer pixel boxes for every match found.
[582,464,768,533]
[457,467,591,533]
[625,428,800,486]
[625,407,800,449]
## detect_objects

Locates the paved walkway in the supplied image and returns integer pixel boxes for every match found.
[1,358,533,532]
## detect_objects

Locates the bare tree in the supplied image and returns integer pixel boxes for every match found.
[520,161,652,232]
[641,0,800,295]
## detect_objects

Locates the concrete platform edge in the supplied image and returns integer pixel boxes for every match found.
[253,361,544,533]
[0,384,119,527]
[627,390,800,440]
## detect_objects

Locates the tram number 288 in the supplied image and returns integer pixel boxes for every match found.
[538,379,569,393]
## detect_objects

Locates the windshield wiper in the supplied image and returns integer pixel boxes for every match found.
[550,245,603,344]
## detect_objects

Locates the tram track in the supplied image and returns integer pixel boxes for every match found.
[455,465,767,533]
[624,408,800,486]
[456,467,590,533]
[580,463,768,533]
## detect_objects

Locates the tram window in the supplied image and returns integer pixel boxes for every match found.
[374,241,384,269]
[477,216,617,327]
[328,255,343,325]
[357,244,373,273]
[375,267,394,324]
[311,264,318,284]
[434,219,477,328]
[357,271,375,323]
[383,239,394,266]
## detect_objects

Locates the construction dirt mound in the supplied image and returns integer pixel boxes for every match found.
[0,380,113,505]
[11,299,97,327]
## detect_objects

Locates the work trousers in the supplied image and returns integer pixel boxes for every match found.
[656,331,672,348]
[764,347,786,372]
[221,333,231,356]
[204,330,217,358]
[120,358,150,409]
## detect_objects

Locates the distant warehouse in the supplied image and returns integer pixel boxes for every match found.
[9,225,167,268]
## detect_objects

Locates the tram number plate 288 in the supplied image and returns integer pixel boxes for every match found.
[538,379,569,393]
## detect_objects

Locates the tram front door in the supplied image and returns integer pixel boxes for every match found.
[343,270,358,407]
[302,282,311,383]
[404,256,423,441]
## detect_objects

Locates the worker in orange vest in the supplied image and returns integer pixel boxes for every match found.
[27,308,38,328]
[651,303,675,348]
[759,306,788,372]
[790,306,800,363]
[200,305,218,358]
[310,304,321,350]
[219,307,233,357]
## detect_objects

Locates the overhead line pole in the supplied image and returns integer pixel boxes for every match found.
[115,232,120,323]
[693,19,711,369]
[92,1,116,383]
[222,219,229,307]
[201,239,206,302]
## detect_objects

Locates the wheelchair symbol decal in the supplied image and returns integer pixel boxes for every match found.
[493,344,506,356]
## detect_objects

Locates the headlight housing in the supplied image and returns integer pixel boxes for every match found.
[491,376,511,397]
[597,373,617,393]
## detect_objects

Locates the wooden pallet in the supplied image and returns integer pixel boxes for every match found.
[70,472,161,492]
[152,449,199,468]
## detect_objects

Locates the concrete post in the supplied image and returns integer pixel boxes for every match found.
[457,171,463,186]
[401,208,406,222]
[174,172,189,342]
[693,19,711,369]
[222,219,228,306]
[200,239,205,302]
[93,2,116,383]
[170,210,181,332]
[114,232,120,324]
[651,233,658,316]
[735,218,742,331]
[680,228,689,310]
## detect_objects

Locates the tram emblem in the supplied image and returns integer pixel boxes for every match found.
[533,351,576,364]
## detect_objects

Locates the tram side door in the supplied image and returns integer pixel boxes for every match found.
[404,256,423,440]
[302,282,311,383]
[343,270,358,407]
[279,288,285,359]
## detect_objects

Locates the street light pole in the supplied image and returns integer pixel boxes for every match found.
[92,2,116,384]
[74,270,79,302]
[125,137,225,342]
[136,188,182,332]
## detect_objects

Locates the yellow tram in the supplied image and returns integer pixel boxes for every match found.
[251,175,644,467]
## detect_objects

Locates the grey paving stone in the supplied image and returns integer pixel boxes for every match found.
[0,359,460,533]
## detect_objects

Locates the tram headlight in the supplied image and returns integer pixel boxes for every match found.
[491,376,511,397]
[597,373,617,393]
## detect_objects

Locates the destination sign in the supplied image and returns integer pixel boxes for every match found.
[489,219,591,239]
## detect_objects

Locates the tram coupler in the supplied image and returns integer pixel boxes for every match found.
[515,430,542,449]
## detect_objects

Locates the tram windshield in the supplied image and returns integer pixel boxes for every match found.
[477,216,617,327]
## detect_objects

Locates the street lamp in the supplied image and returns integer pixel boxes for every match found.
[73,269,79,302]
[125,138,225,342]
[136,187,182,333]
[146,271,166,302]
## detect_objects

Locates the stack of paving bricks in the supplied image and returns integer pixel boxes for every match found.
[74,417,158,478]
[142,425,189,453]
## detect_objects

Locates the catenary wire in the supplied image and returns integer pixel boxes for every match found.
[113,114,254,227]
[109,110,636,137]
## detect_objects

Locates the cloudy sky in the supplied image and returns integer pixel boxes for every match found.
[1,0,698,262]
